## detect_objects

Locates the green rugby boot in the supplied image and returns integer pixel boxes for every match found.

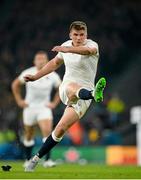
[93,77,106,102]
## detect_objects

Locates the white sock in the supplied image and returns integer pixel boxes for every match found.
[52,131,63,142]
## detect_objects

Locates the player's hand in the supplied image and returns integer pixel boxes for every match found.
[46,102,56,109]
[17,100,28,108]
[24,74,36,82]
[52,46,69,53]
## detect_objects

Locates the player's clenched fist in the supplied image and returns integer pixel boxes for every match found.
[24,74,36,82]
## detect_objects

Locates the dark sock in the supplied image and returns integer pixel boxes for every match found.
[78,89,93,100]
[37,135,58,159]
[45,151,51,161]
[24,145,34,160]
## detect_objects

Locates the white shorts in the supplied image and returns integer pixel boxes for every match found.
[59,81,92,118]
[23,106,53,126]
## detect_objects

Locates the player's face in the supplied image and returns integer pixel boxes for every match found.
[69,29,87,46]
[34,54,48,70]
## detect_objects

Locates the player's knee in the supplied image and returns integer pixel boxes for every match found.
[68,93,77,102]
[24,130,34,141]
[24,135,33,141]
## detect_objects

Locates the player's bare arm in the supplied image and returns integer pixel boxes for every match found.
[24,57,63,82]
[11,78,28,108]
[52,46,97,55]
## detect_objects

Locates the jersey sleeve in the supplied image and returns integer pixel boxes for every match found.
[52,73,62,88]
[56,41,70,60]
[86,40,99,56]
[56,52,63,59]
[18,70,28,84]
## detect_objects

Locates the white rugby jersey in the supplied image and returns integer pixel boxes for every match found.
[18,67,61,107]
[57,39,99,89]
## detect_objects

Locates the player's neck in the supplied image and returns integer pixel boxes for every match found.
[36,67,42,71]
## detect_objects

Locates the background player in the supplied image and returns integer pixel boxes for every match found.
[24,21,106,171]
[12,51,61,168]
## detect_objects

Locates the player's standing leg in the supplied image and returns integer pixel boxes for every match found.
[25,107,79,171]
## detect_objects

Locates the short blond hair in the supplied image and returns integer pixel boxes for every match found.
[69,21,87,32]
[35,50,48,59]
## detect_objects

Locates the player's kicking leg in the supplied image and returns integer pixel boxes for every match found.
[25,107,79,172]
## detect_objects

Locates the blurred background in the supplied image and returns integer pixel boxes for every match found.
[0,0,141,165]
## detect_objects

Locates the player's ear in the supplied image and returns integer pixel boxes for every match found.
[69,32,72,39]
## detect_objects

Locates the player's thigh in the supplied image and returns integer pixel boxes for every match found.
[54,106,79,137]
[23,108,37,140]
[66,82,82,96]
[59,81,81,105]
[37,107,53,137]
[23,107,37,126]
[55,99,91,134]
[72,99,92,119]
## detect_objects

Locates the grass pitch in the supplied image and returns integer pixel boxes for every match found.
[0,161,141,179]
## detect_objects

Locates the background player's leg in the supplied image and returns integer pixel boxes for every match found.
[23,107,36,166]
[23,125,35,166]
[38,119,52,137]
[38,119,56,167]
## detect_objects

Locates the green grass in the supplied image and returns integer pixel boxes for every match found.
[0,161,141,179]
